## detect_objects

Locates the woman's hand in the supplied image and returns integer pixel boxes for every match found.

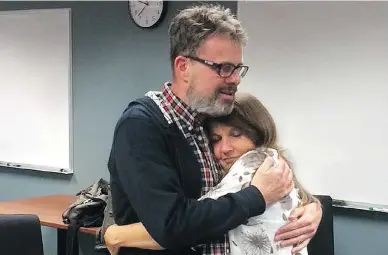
[104,224,120,255]
[103,222,163,252]
[274,201,322,254]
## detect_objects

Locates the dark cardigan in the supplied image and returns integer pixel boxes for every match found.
[107,96,266,255]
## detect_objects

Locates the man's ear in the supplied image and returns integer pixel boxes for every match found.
[174,56,189,82]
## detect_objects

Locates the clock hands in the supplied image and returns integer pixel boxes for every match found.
[137,1,149,16]
[138,5,146,16]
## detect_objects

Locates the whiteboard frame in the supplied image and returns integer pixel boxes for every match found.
[0,8,73,175]
[333,199,388,213]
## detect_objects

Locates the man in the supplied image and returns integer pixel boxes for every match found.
[108,4,322,255]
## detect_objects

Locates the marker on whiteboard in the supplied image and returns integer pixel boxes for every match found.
[0,162,22,168]
[369,207,388,213]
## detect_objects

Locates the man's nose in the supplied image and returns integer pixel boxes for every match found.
[225,70,241,85]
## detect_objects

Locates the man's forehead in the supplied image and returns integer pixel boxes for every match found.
[198,36,243,63]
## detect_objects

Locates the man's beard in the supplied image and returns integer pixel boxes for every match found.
[187,85,237,117]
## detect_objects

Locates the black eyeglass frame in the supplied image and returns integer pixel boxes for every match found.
[185,56,249,78]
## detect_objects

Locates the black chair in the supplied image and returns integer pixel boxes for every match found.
[0,214,44,255]
[307,195,335,255]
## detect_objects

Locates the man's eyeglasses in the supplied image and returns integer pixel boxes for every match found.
[185,56,249,78]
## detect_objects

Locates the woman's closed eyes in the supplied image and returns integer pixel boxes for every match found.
[210,127,243,144]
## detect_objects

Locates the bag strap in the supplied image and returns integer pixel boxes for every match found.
[66,219,81,255]
[94,188,115,252]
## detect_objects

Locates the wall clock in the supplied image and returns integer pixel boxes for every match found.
[128,1,167,28]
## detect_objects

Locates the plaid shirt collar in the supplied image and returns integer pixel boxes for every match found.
[161,82,203,130]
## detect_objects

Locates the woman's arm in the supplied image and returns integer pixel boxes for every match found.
[275,153,322,253]
[104,222,163,254]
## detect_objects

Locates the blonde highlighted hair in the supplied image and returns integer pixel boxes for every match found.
[205,92,315,206]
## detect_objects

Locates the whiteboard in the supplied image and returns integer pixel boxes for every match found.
[238,2,388,206]
[0,9,72,174]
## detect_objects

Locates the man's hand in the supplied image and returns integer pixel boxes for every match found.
[251,157,294,205]
[274,201,322,254]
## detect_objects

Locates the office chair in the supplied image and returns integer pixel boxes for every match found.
[0,214,44,255]
[307,195,335,255]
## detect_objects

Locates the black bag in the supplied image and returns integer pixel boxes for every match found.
[62,178,110,255]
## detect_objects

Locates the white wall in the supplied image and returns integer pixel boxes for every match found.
[238,1,388,206]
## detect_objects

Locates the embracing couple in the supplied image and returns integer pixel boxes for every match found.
[105,3,323,255]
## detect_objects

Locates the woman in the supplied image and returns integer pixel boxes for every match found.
[104,92,315,255]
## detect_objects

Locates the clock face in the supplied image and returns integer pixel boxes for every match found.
[129,1,166,28]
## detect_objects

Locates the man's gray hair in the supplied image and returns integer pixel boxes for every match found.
[168,3,247,69]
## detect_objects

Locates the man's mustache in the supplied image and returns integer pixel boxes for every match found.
[218,85,238,94]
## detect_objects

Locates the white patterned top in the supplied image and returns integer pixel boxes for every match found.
[199,148,309,255]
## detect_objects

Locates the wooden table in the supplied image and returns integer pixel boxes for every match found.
[0,194,98,255]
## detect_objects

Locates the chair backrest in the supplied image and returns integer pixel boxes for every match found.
[307,195,335,255]
[0,214,44,255]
